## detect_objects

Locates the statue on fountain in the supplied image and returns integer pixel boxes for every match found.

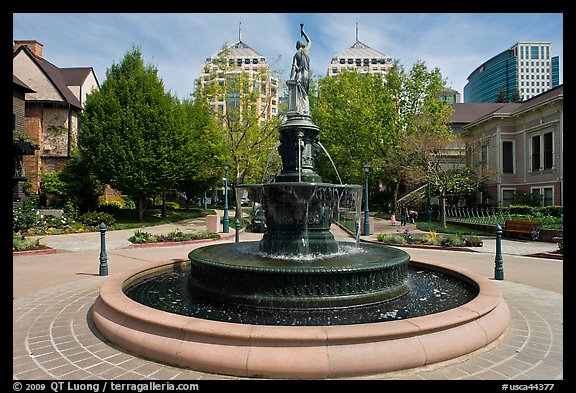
[288,24,312,118]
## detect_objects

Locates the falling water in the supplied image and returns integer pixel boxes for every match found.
[298,133,304,182]
[316,141,343,185]
[301,201,310,254]
[261,142,281,182]
[354,188,363,248]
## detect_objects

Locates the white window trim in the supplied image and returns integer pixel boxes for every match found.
[529,129,554,172]
[501,188,516,207]
[530,186,554,206]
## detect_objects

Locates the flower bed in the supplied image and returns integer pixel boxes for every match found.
[128,229,220,245]
[376,229,483,248]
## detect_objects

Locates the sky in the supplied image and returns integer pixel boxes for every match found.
[12,13,563,101]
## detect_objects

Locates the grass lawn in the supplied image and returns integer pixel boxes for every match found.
[110,206,217,230]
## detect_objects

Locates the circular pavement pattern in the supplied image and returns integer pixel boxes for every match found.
[13,276,562,380]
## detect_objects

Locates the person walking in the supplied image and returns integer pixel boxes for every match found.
[400,205,408,226]
[390,213,397,226]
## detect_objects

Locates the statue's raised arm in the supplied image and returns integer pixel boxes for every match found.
[300,23,311,51]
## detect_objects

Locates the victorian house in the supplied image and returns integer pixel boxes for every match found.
[12,40,99,199]
[457,84,563,207]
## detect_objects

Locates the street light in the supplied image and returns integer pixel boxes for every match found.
[223,161,230,233]
[363,164,370,236]
[427,181,431,225]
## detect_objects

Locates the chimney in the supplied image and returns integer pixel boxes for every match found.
[14,40,43,58]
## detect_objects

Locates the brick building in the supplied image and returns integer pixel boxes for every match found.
[12,40,99,194]
[13,75,38,205]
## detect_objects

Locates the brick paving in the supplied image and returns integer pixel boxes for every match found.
[13,213,563,381]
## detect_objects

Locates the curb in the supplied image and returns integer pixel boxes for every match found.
[528,252,563,260]
[13,248,58,256]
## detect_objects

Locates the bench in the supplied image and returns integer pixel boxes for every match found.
[503,220,541,240]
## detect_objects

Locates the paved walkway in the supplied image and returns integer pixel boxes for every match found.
[13,213,564,381]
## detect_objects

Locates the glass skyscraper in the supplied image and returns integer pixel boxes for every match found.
[464,42,559,103]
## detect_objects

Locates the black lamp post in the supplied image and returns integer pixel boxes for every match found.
[427,181,431,225]
[223,161,230,233]
[363,164,370,236]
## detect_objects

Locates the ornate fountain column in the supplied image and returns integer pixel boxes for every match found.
[256,112,341,255]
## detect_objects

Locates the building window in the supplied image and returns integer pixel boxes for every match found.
[502,141,514,174]
[502,189,515,207]
[531,135,541,171]
[532,186,553,206]
[532,131,553,171]
[543,132,553,169]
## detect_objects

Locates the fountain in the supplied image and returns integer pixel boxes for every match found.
[91,25,510,379]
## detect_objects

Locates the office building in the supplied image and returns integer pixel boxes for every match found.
[440,87,461,104]
[464,42,559,103]
[199,30,279,122]
[327,25,392,78]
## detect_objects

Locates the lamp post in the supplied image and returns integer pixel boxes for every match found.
[99,223,108,276]
[427,181,431,225]
[494,224,504,280]
[223,161,230,233]
[363,164,370,236]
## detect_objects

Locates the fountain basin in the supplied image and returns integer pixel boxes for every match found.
[91,258,510,379]
[188,242,409,308]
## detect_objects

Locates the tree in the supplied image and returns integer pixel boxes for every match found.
[496,87,508,103]
[59,149,105,212]
[197,45,283,220]
[423,147,464,228]
[78,46,193,220]
[176,96,225,204]
[311,70,392,185]
[383,61,454,212]
[313,62,453,214]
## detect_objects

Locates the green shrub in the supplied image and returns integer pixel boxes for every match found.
[80,211,116,227]
[440,237,455,247]
[13,205,39,231]
[157,230,192,242]
[417,237,433,245]
[156,230,220,242]
[129,229,220,244]
[376,234,407,244]
[165,201,180,210]
[13,234,45,251]
[128,230,157,244]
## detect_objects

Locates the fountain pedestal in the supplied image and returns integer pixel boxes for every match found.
[248,114,346,255]
[188,112,410,308]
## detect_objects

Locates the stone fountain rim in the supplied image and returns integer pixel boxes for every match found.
[187,241,411,272]
[91,257,510,378]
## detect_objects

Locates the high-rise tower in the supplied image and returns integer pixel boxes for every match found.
[464,42,559,103]
[199,24,280,122]
[327,23,392,78]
